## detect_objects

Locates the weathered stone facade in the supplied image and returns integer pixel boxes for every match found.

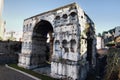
[0,41,21,64]
[0,41,21,54]
[0,53,18,64]
[18,3,96,80]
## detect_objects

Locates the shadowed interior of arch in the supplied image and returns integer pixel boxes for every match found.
[31,20,54,66]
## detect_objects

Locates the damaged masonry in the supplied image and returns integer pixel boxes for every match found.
[18,3,96,80]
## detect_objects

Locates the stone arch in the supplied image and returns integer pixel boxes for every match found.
[31,20,54,66]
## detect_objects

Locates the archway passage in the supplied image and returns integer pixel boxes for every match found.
[86,38,93,65]
[31,20,53,66]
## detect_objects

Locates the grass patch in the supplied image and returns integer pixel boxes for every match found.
[104,48,120,80]
[8,64,58,80]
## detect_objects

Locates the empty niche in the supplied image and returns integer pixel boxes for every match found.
[62,40,69,53]
[62,14,68,22]
[55,40,60,51]
[29,23,32,31]
[23,25,25,32]
[55,15,60,20]
[26,24,28,32]
[24,42,27,48]
[70,39,76,52]
[70,12,77,18]
[62,14,68,19]
[29,42,32,49]
[54,15,61,26]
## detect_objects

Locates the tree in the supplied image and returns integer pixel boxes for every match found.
[104,48,120,80]
[98,33,102,37]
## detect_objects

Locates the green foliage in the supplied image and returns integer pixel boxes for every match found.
[104,48,120,80]
[98,33,102,37]
[102,31,107,36]
[105,41,115,47]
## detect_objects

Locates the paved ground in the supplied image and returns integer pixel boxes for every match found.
[34,66,51,76]
[0,65,35,80]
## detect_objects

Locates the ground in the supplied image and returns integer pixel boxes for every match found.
[0,65,35,80]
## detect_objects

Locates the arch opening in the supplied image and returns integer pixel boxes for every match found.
[86,38,93,65]
[31,20,54,66]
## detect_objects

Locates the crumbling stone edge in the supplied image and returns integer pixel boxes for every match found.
[5,64,41,80]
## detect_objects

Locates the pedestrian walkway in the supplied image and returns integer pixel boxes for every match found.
[0,65,35,80]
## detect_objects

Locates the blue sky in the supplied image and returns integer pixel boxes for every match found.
[2,0,120,34]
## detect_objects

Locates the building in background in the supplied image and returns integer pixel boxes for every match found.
[4,31,23,41]
[0,0,5,40]
[114,26,120,37]
[102,28,115,47]
[100,26,120,48]
[114,26,120,47]
[96,36,104,49]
